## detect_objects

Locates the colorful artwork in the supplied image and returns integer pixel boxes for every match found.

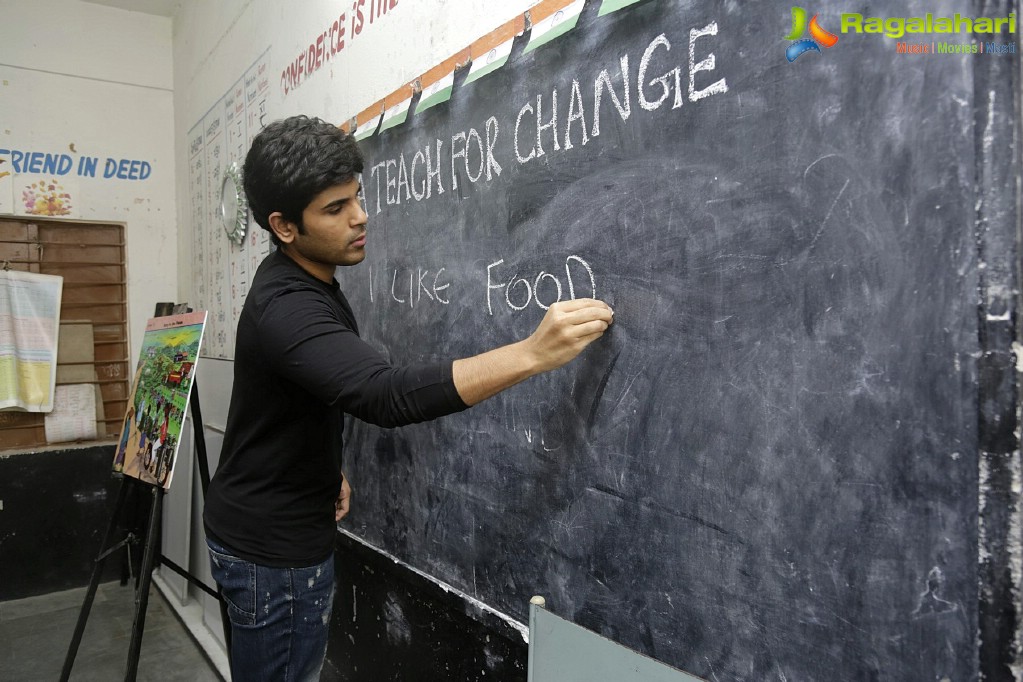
[113,311,207,489]
[21,178,73,216]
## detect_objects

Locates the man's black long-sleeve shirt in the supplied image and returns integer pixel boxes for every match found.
[204,249,468,567]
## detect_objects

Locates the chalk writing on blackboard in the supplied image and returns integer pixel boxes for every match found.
[487,256,596,314]
[367,24,728,214]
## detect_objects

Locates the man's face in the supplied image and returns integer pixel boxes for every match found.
[282,177,368,281]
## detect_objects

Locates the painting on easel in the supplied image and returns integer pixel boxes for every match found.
[113,311,207,489]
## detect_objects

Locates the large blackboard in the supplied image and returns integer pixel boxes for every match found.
[338,1,1013,679]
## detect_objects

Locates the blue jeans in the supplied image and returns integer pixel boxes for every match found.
[206,537,335,682]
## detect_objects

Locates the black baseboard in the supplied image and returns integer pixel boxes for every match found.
[0,445,149,601]
[326,530,527,682]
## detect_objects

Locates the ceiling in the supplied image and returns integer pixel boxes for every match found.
[79,0,182,18]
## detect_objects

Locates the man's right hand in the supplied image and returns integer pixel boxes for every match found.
[452,298,614,406]
[521,298,614,373]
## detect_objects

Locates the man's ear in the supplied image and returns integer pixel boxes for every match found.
[268,212,297,244]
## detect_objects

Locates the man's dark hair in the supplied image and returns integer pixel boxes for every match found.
[243,115,364,245]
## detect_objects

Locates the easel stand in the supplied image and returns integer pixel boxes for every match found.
[60,383,230,681]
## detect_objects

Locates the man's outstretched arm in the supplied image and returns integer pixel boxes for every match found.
[452,298,614,406]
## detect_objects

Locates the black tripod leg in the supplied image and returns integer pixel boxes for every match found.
[123,485,163,681]
[60,477,130,682]
[189,384,211,495]
[189,381,232,654]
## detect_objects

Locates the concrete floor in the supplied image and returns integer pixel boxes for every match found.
[0,580,222,681]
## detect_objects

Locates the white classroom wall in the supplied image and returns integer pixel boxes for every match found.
[0,0,176,363]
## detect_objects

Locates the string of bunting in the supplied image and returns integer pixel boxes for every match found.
[340,0,646,137]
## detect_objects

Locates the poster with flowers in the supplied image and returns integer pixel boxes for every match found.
[16,176,77,218]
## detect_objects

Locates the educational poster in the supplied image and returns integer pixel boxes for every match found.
[187,50,272,360]
[0,270,63,411]
[113,311,206,489]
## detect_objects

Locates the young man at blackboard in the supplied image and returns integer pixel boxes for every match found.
[202,115,613,681]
